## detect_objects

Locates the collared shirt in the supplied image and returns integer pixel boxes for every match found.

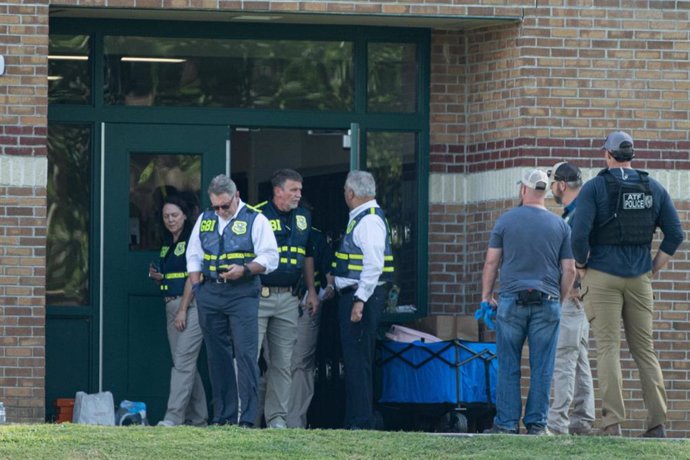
[186,199,279,274]
[562,197,577,226]
[334,199,386,302]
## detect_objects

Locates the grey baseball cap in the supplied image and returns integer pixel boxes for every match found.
[602,131,635,161]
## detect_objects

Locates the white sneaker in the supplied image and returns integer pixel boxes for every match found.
[157,420,176,427]
[268,420,287,429]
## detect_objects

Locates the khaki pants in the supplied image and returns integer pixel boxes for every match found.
[164,297,208,426]
[256,291,299,427]
[582,268,667,429]
[287,302,322,428]
[547,297,595,433]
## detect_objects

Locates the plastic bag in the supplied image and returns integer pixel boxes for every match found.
[72,391,116,425]
[116,400,149,426]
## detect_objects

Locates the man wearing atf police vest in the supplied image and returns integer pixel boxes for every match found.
[333,170,395,430]
[254,169,319,429]
[186,174,278,427]
[572,132,684,438]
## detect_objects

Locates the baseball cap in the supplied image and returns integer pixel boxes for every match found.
[602,131,635,161]
[549,162,582,183]
[518,169,549,191]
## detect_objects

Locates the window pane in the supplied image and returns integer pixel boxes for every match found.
[47,124,91,306]
[104,36,353,110]
[129,154,202,251]
[366,131,418,311]
[367,43,417,113]
[48,35,91,104]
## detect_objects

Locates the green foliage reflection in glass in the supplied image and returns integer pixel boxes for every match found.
[367,131,417,306]
[47,124,91,306]
[104,36,353,110]
[48,35,91,105]
[129,154,202,251]
[367,43,417,113]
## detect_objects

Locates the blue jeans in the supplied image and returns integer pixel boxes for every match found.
[494,293,560,431]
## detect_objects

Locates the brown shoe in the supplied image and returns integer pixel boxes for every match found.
[597,423,622,436]
[569,424,595,436]
[641,424,666,438]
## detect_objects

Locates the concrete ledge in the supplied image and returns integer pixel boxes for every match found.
[0,155,48,188]
[430,168,690,204]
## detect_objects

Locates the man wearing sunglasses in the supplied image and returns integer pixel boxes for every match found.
[546,162,595,436]
[253,169,319,429]
[186,174,278,427]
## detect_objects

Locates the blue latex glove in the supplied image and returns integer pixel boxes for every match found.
[474,301,496,330]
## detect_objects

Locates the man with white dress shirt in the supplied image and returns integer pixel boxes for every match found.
[332,170,395,429]
[186,174,278,427]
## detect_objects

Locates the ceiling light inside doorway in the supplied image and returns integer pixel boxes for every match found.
[121,57,186,63]
[48,55,89,61]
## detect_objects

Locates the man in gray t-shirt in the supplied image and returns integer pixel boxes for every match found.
[482,169,576,435]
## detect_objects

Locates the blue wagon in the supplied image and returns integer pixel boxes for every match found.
[376,339,497,432]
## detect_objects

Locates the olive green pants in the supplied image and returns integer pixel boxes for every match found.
[582,268,667,429]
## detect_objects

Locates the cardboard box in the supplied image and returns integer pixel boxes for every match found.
[409,315,479,341]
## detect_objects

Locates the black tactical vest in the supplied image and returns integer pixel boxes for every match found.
[255,200,311,287]
[590,169,656,246]
[159,234,189,296]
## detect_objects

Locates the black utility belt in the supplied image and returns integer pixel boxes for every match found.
[515,289,557,306]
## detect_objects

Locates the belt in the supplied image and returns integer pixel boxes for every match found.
[515,290,558,306]
[260,285,293,298]
[338,285,357,295]
[164,296,179,303]
[261,285,293,294]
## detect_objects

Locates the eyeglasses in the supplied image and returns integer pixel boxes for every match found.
[210,202,232,211]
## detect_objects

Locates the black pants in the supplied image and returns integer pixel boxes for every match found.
[196,282,259,425]
[337,284,386,429]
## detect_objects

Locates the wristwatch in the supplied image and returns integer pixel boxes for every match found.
[575,263,587,269]
[243,264,252,278]
[353,296,365,304]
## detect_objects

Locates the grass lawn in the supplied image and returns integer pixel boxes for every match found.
[0,425,689,459]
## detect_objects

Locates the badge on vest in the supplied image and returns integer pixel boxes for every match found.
[232,220,248,235]
[346,220,356,234]
[160,246,170,258]
[296,215,307,231]
[623,193,653,210]
[174,241,186,256]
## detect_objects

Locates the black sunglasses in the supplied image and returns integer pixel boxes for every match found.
[210,202,232,211]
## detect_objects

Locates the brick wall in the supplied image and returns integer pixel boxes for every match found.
[428,3,689,436]
[0,0,49,422]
